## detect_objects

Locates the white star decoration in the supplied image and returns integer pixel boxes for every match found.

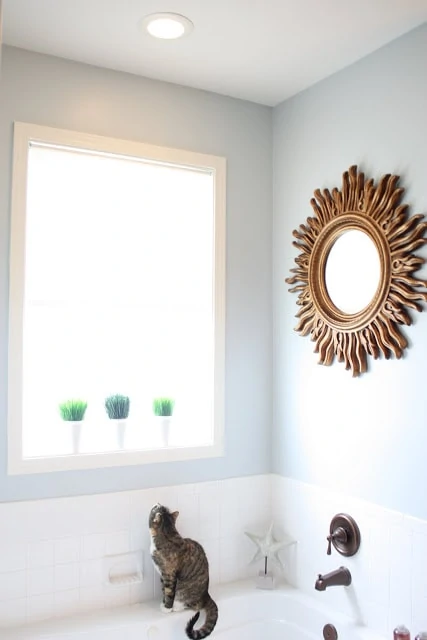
[245,523,292,571]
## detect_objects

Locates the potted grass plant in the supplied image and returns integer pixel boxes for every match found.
[105,394,130,449]
[152,397,175,447]
[59,399,88,454]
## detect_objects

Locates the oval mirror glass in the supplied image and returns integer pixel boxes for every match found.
[325,230,381,314]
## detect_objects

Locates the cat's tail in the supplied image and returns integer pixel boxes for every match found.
[185,595,218,640]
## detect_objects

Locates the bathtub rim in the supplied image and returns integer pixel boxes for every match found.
[2,579,386,640]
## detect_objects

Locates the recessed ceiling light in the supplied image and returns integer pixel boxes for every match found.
[141,13,194,40]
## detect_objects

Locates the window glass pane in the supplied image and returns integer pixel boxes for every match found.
[22,145,214,458]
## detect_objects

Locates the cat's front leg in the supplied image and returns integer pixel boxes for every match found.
[159,577,172,613]
[160,577,164,602]
[160,574,177,613]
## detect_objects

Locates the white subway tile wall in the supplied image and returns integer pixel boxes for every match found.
[1,475,426,633]
[272,475,427,638]
[0,475,271,627]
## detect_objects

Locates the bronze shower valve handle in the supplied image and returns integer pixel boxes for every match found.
[326,526,348,555]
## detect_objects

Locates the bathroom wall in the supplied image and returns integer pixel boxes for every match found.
[0,474,271,627]
[273,475,427,637]
[0,1,3,70]
[272,23,427,520]
[0,45,273,502]
[1,473,426,633]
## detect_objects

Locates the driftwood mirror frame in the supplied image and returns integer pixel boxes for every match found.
[286,165,427,376]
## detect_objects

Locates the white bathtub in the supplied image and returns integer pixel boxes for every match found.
[3,580,386,640]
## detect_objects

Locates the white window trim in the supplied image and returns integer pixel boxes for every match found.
[8,122,226,475]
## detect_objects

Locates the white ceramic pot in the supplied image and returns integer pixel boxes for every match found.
[68,420,83,454]
[114,418,128,449]
[156,416,172,447]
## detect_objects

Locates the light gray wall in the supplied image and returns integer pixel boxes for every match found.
[273,24,427,520]
[0,45,273,502]
[0,1,3,72]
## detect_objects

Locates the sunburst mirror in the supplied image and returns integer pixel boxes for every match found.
[286,165,427,376]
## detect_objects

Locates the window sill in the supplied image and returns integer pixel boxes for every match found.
[8,441,224,475]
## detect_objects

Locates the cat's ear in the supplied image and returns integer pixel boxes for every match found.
[171,511,179,522]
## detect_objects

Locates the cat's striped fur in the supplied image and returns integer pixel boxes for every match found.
[149,503,218,639]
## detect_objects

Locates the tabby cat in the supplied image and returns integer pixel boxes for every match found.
[149,503,218,639]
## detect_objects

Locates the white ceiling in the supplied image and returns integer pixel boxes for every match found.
[3,0,427,106]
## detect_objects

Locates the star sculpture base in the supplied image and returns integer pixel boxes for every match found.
[256,570,275,590]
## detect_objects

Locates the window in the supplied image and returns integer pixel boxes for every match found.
[8,123,225,474]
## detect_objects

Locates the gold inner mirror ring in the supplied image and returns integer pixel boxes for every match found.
[309,213,391,332]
